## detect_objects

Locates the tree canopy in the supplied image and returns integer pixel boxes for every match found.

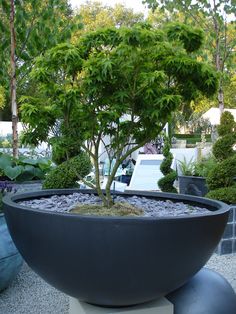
[21,23,218,205]
[0,0,82,119]
[143,0,236,111]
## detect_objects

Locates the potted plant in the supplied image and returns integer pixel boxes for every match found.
[3,24,229,307]
[178,156,217,196]
[0,182,23,292]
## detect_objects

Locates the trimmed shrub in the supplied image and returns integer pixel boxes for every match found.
[158,171,177,193]
[206,111,236,204]
[212,134,236,161]
[212,111,236,161]
[158,136,177,193]
[206,186,236,205]
[43,152,92,189]
[217,111,235,137]
[206,155,236,190]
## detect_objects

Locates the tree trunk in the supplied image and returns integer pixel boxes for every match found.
[10,0,18,158]
[213,1,224,113]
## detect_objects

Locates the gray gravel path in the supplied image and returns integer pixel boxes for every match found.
[0,254,235,314]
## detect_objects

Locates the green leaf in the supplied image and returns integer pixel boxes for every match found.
[21,158,38,165]
[34,167,45,179]
[0,155,12,170]
[4,166,23,180]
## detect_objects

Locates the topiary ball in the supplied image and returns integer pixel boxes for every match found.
[43,152,92,189]
[206,186,236,204]
[206,155,236,191]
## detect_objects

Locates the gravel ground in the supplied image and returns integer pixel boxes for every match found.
[0,254,235,314]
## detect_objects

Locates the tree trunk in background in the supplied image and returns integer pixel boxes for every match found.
[10,0,18,158]
[213,3,224,114]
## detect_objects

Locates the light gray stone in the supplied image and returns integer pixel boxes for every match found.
[69,298,173,314]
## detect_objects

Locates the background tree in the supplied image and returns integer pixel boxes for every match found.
[72,1,144,39]
[143,0,236,113]
[0,0,82,156]
[21,23,218,207]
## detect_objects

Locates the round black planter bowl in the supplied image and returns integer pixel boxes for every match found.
[3,189,229,307]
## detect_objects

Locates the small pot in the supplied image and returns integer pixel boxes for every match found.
[178,175,208,197]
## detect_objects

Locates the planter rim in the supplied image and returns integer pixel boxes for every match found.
[178,175,206,179]
[3,188,229,221]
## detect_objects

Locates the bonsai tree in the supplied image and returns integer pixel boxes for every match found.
[21,23,218,207]
[206,111,236,203]
[158,136,177,193]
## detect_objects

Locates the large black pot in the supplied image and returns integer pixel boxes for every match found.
[3,189,229,307]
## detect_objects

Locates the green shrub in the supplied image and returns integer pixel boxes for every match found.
[206,111,236,204]
[43,152,92,189]
[51,137,82,165]
[212,111,236,161]
[206,155,236,190]
[212,134,236,161]
[158,137,177,192]
[217,111,236,137]
[158,171,177,193]
[194,156,217,177]
[206,186,236,204]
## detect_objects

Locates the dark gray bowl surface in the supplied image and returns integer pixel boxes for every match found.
[3,189,229,306]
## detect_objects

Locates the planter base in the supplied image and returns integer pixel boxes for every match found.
[69,269,236,314]
[69,297,173,314]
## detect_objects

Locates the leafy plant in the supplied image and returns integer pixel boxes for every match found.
[178,157,195,176]
[0,153,52,181]
[178,155,216,178]
[158,136,177,192]
[43,153,92,189]
[22,23,218,207]
[194,156,217,177]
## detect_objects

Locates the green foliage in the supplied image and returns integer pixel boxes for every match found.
[0,153,52,181]
[0,0,82,120]
[212,111,236,161]
[206,111,236,203]
[158,171,178,193]
[206,155,236,191]
[178,156,217,177]
[194,157,217,177]
[166,23,204,52]
[43,152,92,189]
[74,1,144,37]
[144,0,236,118]
[158,136,177,192]
[24,23,218,206]
[212,134,236,161]
[217,111,236,137]
[206,186,236,205]
[178,157,195,176]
